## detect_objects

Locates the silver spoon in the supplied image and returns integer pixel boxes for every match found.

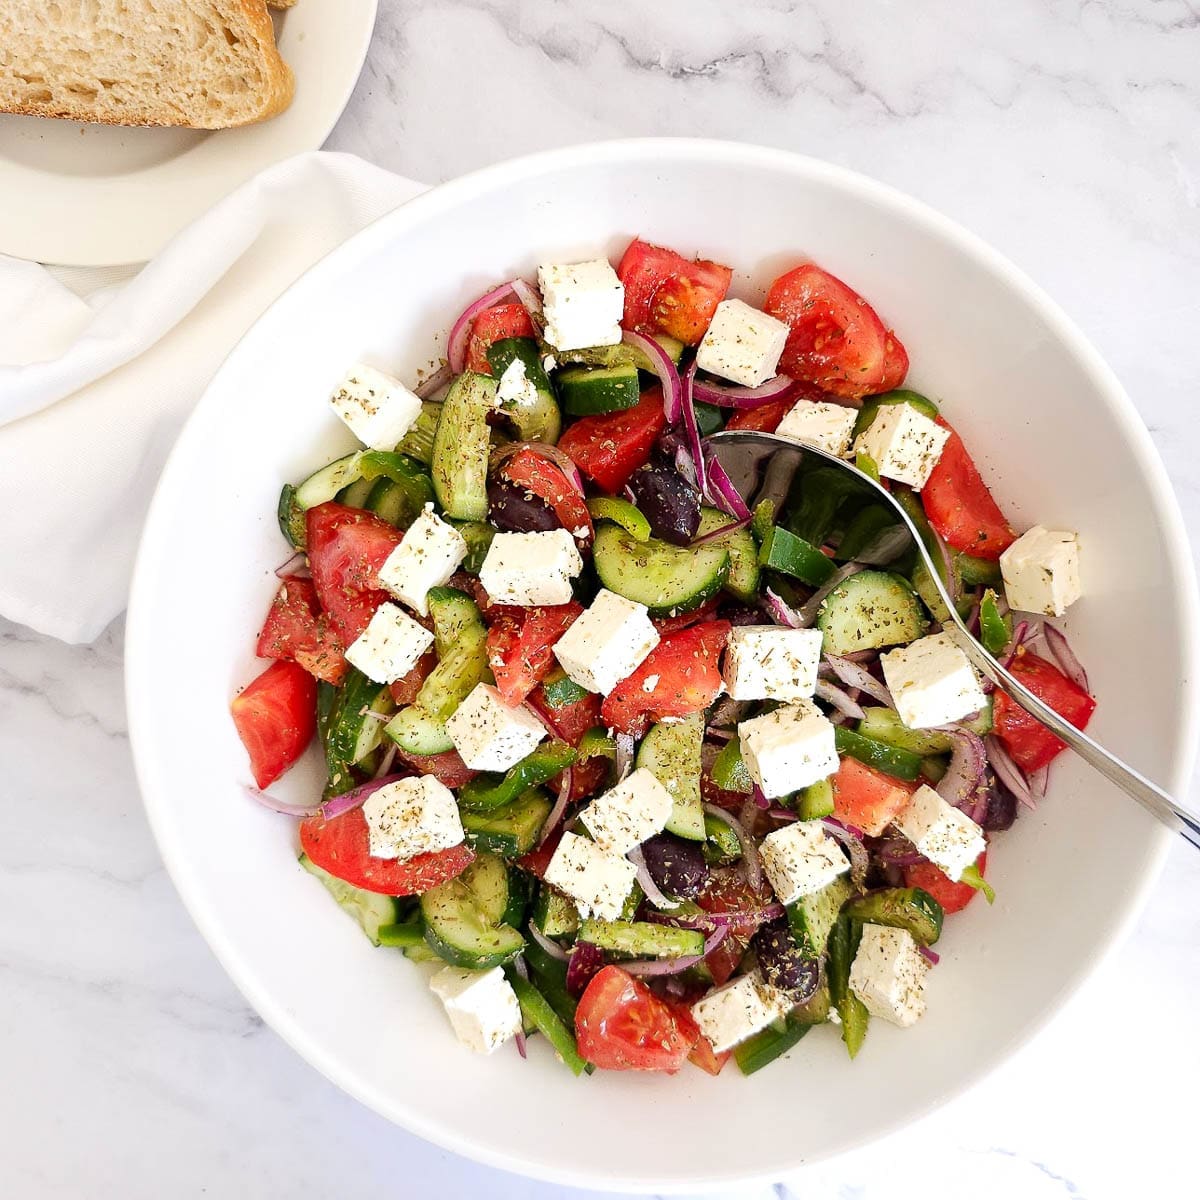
[707,429,1200,849]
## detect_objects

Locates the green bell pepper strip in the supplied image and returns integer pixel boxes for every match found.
[710,736,752,793]
[540,667,591,709]
[979,588,1012,657]
[586,496,652,542]
[457,741,578,813]
[734,1016,813,1076]
[833,725,923,782]
[758,525,836,587]
[959,862,995,904]
[852,388,940,440]
[504,968,588,1076]
[854,450,880,482]
[826,913,869,1059]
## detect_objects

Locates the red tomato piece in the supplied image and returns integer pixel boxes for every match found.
[499,447,593,545]
[993,651,1097,773]
[617,238,733,345]
[549,754,611,805]
[697,867,775,942]
[465,303,535,375]
[388,645,438,706]
[765,264,899,399]
[306,502,404,642]
[601,620,730,738]
[486,602,583,706]
[922,422,1017,560]
[255,575,348,685]
[687,1031,732,1076]
[905,852,988,915]
[651,596,721,636]
[722,395,795,433]
[527,686,603,746]
[393,747,478,789]
[831,756,917,837]
[299,807,475,895]
[878,331,910,392]
[516,829,561,880]
[557,389,667,493]
[230,660,317,789]
[575,966,700,1072]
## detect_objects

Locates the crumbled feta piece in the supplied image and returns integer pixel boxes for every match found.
[479,529,583,607]
[852,403,950,489]
[429,965,522,1054]
[362,775,464,861]
[759,820,849,906]
[580,767,674,855]
[695,299,789,388]
[880,632,987,730]
[329,363,423,451]
[776,399,859,457]
[344,602,435,684]
[495,357,539,410]
[723,625,823,702]
[552,588,659,694]
[377,504,467,616]
[737,699,838,799]
[690,971,791,1054]
[543,831,637,920]
[893,784,986,881]
[999,525,1082,617]
[848,924,929,1027]
[444,683,547,772]
[537,259,624,351]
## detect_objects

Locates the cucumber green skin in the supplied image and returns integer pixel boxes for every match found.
[283,451,368,547]
[857,703,993,754]
[843,886,945,946]
[816,569,929,656]
[423,919,525,970]
[278,484,307,548]
[636,714,705,840]
[833,725,923,782]
[734,1017,813,1076]
[384,706,455,755]
[534,887,580,938]
[487,337,562,443]
[759,526,836,587]
[432,372,497,520]
[703,814,742,865]
[458,742,577,814]
[326,669,394,773]
[299,853,401,946]
[522,939,579,1027]
[593,523,730,617]
[577,919,705,959]
[456,853,511,924]
[852,389,939,440]
[427,586,483,656]
[502,866,535,928]
[461,789,553,859]
[449,520,494,574]
[360,452,434,531]
[376,919,426,948]
[979,588,1011,656]
[336,475,376,509]
[557,363,641,415]
[710,736,752,794]
[586,496,651,542]
[796,778,835,820]
[396,401,442,464]
[696,506,760,602]
[911,559,952,624]
[505,968,588,1076]
[317,680,357,798]
[787,875,853,957]
[956,552,1003,588]
[421,854,526,969]
[827,914,869,1059]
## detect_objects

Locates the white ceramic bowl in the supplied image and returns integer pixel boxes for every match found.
[126,140,1199,1192]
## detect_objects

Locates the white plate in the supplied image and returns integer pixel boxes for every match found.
[126,140,1199,1191]
[0,1,378,266]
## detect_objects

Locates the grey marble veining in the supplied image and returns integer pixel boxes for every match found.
[3,1,1200,1196]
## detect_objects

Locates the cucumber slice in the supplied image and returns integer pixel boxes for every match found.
[540,667,591,709]
[636,713,705,840]
[427,586,484,656]
[734,1017,813,1076]
[577,919,705,959]
[759,525,835,587]
[504,968,588,1075]
[955,552,1003,588]
[593,523,729,617]
[376,918,426,948]
[299,852,402,946]
[796,777,835,820]
[336,475,376,509]
[487,338,562,443]
[557,363,641,415]
[384,705,454,755]
[432,372,496,520]
[843,886,944,946]
[396,400,442,464]
[857,702,993,754]
[533,887,580,938]
[816,569,928,655]
[827,913,869,1058]
[833,725,923,781]
[326,669,395,770]
[278,451,365,548]
[556,332,685,372]
[461,788,553,857]
[502,866,535,928]
[421,854,525,968]
[448,520,494,574]
[793,978,833,1025]
[695,506,760,602]
[788,874,854,957]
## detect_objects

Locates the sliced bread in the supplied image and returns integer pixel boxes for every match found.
[0,0,294,129]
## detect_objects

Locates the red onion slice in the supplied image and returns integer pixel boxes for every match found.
[615,732,636,782]
[274,551,309,579]
[705,453,753,521]
[538,767,574,847]
[693,514,753,545]
[622,924,729,976]
[1043,623,1090,694]
[628,844,679,911]
[824,654,895,708]
[702,803,762,891]
[242,785,323,819]
[622,331,683,423]
[919,946,940,966]
[821,818,869,889]
[415,361,454,401]
[985,735,1035,809]
[1029,765,1049,801]
[933,726,988,822]
[514,1030,528,1059]
[796,561,865,627]
[511,277,543,318]
[446,280,522,374]
[815,678,867,721]
[528,920,570,962]
[565,940,605,996]
[372,742,399,780]
[764,587,804,628]
[321,773,411,820]
[692,373,799,409]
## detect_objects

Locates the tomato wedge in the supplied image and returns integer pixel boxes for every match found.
[617,238,733,345]
[486,602,583,706]
[575,965,699,1072]
[765,264,902,399]
[687,1031,731,1076]
[230,660,317,789]
[256,575,348,685]
[651,596,721,636]
[557,389,667,493]
[831,756,917,837]
[306,502,403,642]
[550,754,611,804]
[388,645,438,706]
[465,303,535,375]
[921,422,1016,560]
[498,447,593,545]
[601,620,731,738]
[697,866,775,943]
[526,685,603,745]
[393,746,479,789]
[722,395,795,433]
[299,807,475,895]
[993,651,1096,773]
[905,852,987,915]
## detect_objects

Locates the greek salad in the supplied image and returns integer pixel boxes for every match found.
[231,238,1095,1075]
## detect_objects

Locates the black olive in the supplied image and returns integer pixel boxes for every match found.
[640,832,709,900]
[627,462,701,546]
[487,478,560,533]
[750,920,821,998]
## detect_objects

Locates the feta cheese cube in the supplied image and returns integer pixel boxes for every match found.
[479,529,583,607]
[344,602,435,684]
[880,632,987,730]
[445,683,546,772]
[776,399,859,457]
[852,403,950,489]
[580,767,674,855]
[848,924,929,1027]
[893,784,986,881]
[690,971,791,1054]
[999,525,1082,617]
[537,259,624,351]
[695,299,789,388]
[723,626,823,702]
[429,965,522,1054]
[329,363,423,451]
[737,700,838,799]
[495,357,540,411]
[759,820,849,906]
[552,588,659,694]
[543,831,637,920]
[362,775,464,861]
[377,504,467,616]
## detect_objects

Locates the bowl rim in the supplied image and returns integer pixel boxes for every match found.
[125,137,1200,1192]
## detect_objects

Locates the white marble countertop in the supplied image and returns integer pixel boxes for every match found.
[4,2,1200,1197]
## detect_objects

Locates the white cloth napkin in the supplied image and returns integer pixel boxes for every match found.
[0,151,428,644]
